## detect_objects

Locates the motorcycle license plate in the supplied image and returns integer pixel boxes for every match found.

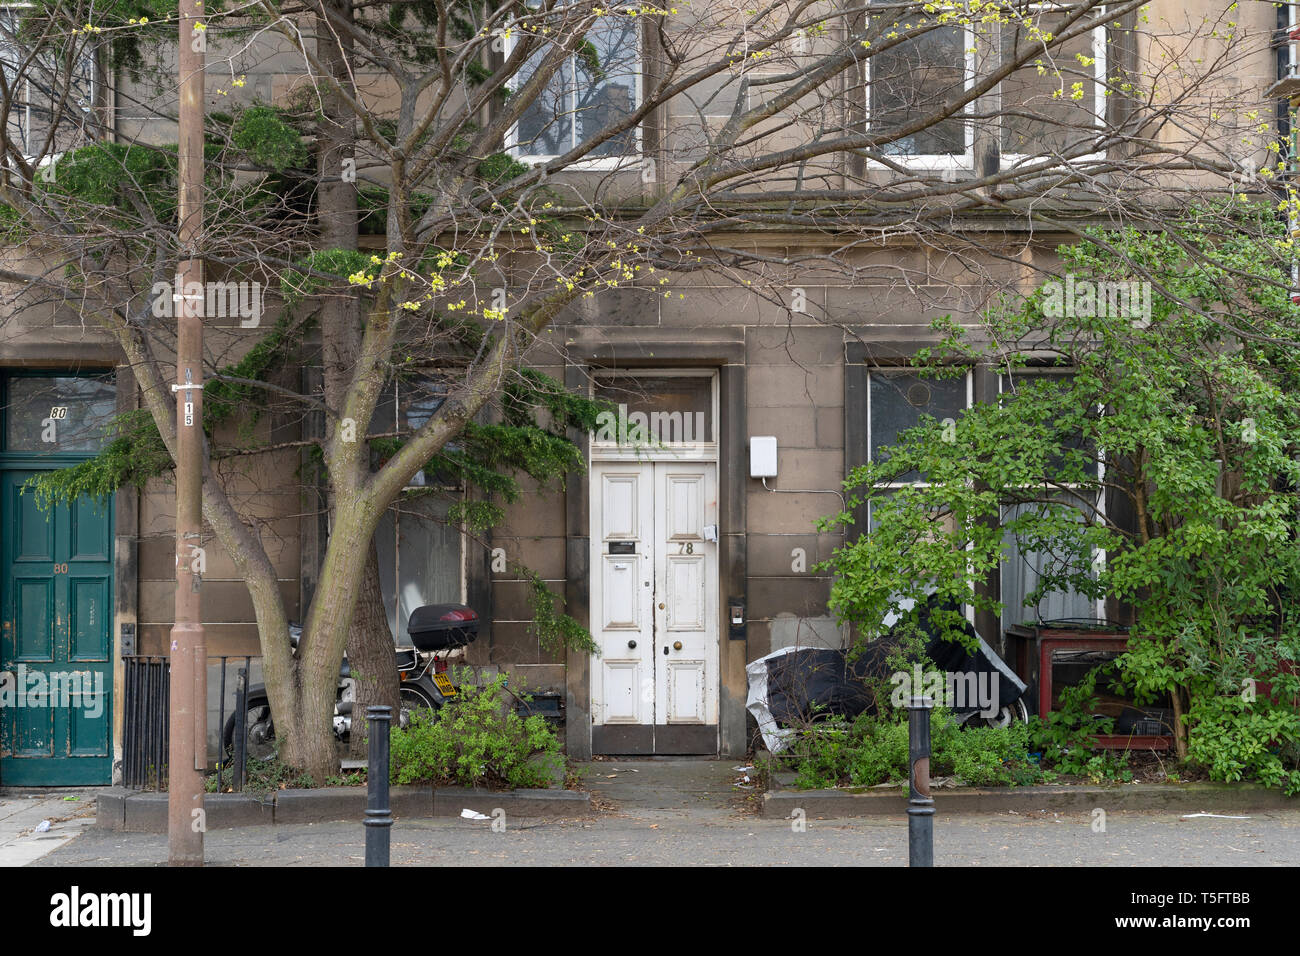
[432,673,456,698]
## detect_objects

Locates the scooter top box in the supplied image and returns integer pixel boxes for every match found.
[407,603,480,651]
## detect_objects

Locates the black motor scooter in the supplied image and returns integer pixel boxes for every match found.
[223,603,479,762]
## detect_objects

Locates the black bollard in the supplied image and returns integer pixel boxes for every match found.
[364,705,393,867]
[907,695,934,867]
[233,668,248,791]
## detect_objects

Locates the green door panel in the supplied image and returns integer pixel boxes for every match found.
[1,470,113,785]
[70,496,111,561]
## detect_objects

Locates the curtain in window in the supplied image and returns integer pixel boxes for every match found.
[999,502,1097,632]
[375,496,462,644]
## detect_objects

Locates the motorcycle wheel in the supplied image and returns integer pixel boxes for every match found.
[398,685,439,729]
[222,702,277,763]
[962,698,1030,729]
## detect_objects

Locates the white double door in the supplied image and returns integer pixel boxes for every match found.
[591,461,718,749]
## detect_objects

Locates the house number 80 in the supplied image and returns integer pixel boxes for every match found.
[53,563,69,574]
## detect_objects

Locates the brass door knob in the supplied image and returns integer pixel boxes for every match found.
[673,641,682,651]
[658,602,665,610]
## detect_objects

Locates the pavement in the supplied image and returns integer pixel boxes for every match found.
[16,760,1300,866]
[0,788,100,866]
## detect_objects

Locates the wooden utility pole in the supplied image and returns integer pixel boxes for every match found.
[168,0,207,866]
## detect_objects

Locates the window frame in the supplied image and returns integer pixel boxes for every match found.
[865,367,977,625]
[366,371,467,642]
[0,368,117,459]
[369,371,468,491]
[863,14,978,171]
[866,367,975,490]
[374,493,467,645]
[995,366,1107,628]
[997,2,1109,168]
[588,368,719,463]
[503,8,644,172]
[0,3,97,163]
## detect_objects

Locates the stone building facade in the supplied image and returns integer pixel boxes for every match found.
[0,0,1285,784]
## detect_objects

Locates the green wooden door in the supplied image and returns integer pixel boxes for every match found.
[1,471,113,784]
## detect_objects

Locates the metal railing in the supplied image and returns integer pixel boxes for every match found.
[122,656,169,791]
[121,655,258,791]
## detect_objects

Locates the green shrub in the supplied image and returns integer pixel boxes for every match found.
[844,713,910,786]
[389,673,564,789]
[941,720,1046,786]
[1185,693,1300,795]
[788,723,854,790]
[786,708,1046,789]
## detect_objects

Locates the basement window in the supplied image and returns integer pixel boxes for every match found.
[374,496,464,645]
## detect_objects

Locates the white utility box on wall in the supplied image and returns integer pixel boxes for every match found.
[749,436,778,478]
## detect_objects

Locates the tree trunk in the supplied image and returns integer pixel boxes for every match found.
[345,545,399,758]
[288,501,381,781]
[271,0,365,783]
[1170,685,1189,762]
[277,665,339,783]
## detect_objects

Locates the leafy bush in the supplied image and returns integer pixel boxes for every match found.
[389,673,564,789]
[789,723,864,790]
[844,716,911,786]
[1185,693,1300,794]
[786,708,1046,789]
[938,720,1044,786]
[817,217,1300,792]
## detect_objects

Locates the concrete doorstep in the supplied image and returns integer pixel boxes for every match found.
[761,778,1300,819]
[96,784,592,833]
